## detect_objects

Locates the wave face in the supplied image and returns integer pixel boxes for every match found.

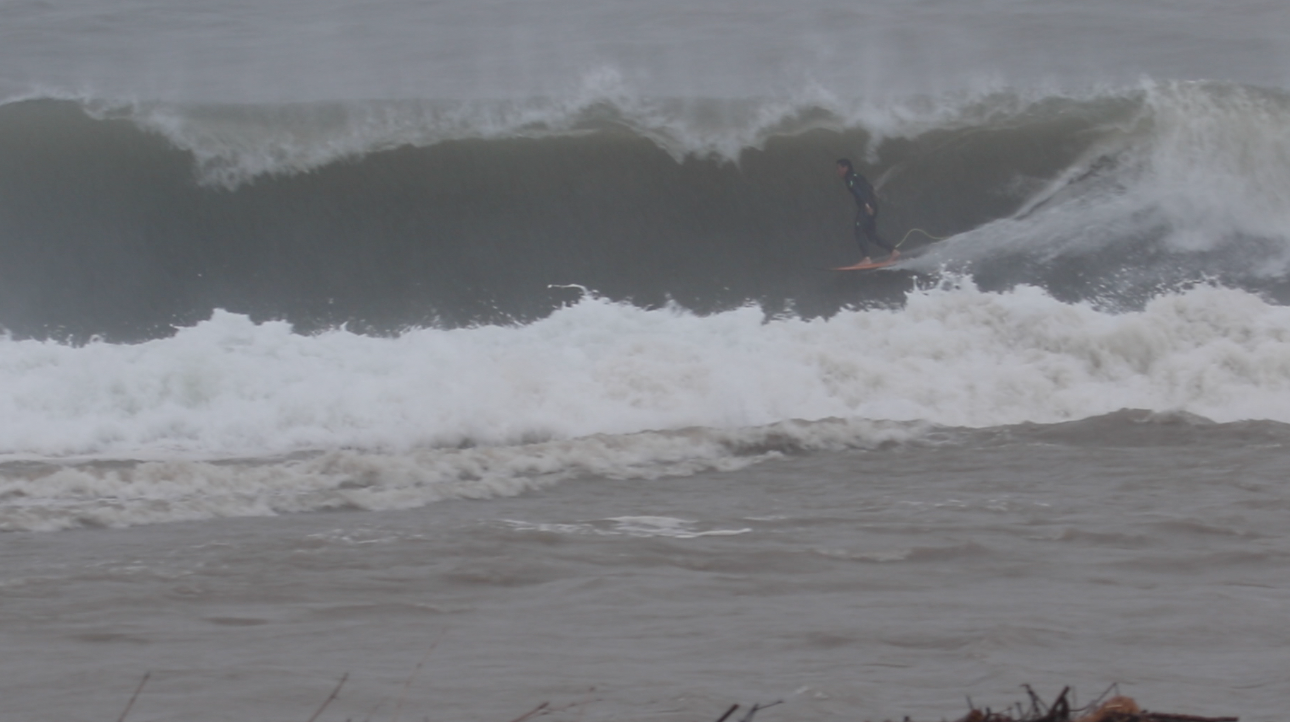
[2,80,1288,340]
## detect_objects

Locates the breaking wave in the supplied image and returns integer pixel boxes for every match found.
[2,79,1288,340]
[5,277,1290,530]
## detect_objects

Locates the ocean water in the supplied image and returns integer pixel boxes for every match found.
[2,1,1290,720]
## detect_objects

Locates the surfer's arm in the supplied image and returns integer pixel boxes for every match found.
[848,177,878,215]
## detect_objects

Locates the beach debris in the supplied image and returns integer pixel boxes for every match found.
[947,686,1237,722]
[111,675,1240,722]
[713,699,784,722]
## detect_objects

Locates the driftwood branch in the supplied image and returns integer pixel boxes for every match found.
[304,672,348,722]
[507,701,551,722]
[714,703,741,722]
[739,700,784,722]
[114,672,151,722]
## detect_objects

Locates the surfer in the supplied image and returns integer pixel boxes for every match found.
[836,158,898,265]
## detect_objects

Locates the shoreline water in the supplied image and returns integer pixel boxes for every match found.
[3,431,1287,721]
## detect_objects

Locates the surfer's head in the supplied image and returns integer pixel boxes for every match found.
[836,158,853,177]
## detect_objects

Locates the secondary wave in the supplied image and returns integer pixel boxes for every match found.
[5,278,1290,531]
[6,280,1290,461]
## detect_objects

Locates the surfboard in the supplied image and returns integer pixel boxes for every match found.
[830,258,899,271]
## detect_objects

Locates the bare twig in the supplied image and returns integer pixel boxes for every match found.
[390,641,441,722]
[507,701,550,722]
[738,700,784,722]
[305,673,349,722]
[1023,685,1047,718]
[361,695,386,722]
[714,704,740,722]
[115,672,151,722]
[574,686,596,722]
[1034,687,1071,722]
[1086,684,1122,711]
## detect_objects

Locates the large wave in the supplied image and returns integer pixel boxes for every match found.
[0,80,1288,341]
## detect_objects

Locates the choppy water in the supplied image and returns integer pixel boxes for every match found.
[4,414,1289,721]
[2,0,1289,719]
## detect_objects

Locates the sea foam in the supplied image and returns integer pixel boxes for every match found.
[5,280,1290,530]
[4,280,1290,462]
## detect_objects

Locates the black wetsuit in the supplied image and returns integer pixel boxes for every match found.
[842,169,894,257]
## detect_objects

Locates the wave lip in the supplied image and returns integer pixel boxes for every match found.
[906,80,1290,299]
[2,77,1124,188]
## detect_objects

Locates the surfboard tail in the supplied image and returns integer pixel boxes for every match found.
[830,259,898,271]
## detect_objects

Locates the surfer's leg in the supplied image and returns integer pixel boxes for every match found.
[873,231,898,260]
[863,212,898,260]
[853,213,874,262]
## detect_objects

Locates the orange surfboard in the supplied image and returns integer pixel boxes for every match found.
[830,258,899,271]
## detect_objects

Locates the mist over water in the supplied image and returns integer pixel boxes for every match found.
[3,3,1290,721]
[2,0,1288,102]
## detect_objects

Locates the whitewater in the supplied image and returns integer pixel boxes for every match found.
[4,280,1290,534]
[12,280,1290,460]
